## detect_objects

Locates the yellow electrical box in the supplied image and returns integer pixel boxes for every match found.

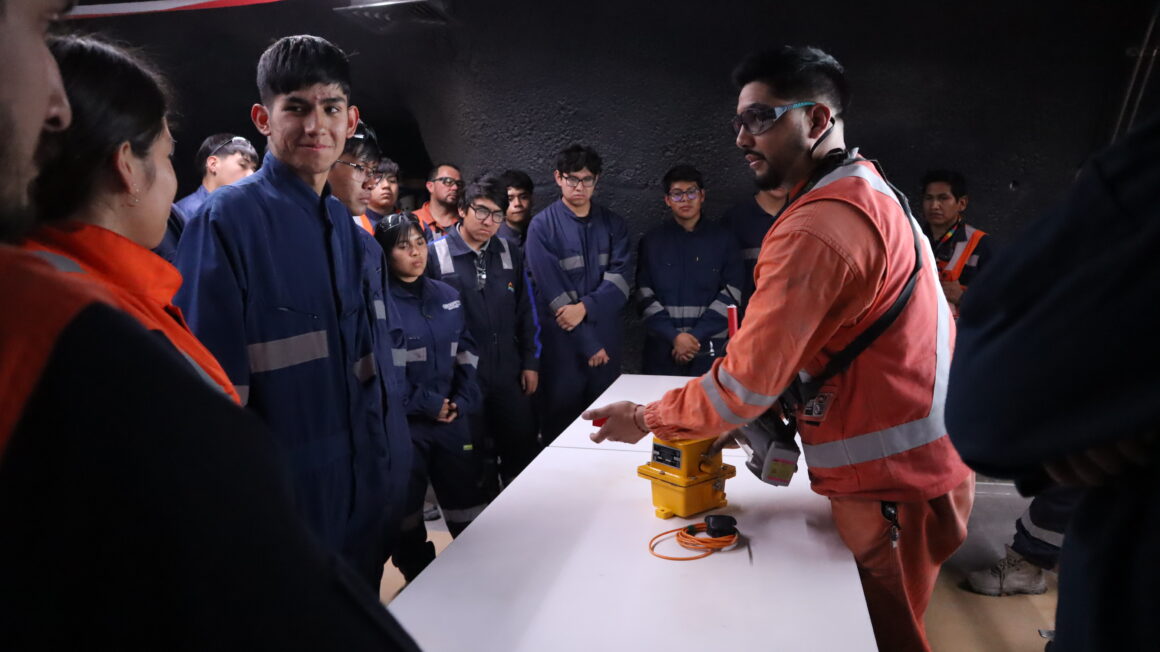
[637,437,736,519]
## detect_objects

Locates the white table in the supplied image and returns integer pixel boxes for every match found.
[390,375,877,651]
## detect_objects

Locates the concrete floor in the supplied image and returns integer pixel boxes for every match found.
[382,479,1059,651]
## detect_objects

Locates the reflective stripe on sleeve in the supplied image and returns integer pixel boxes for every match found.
[450,341,459,357]
[235,384,250,406]
[642,302,665,318]
[248,330,329,373]
[456,350,480,368]
[353,353,376,382]
[667,305,706,319]
[725,285,742,303]
[176,348,228,396]
[598,253,609,266]
[559,256,585,271]
[603,272,630,298]
[392,348,408,366]
[549,291,578,312]
[717,366,779,408]
[708,300,730,317]
[699,372,754,426]
[374,299,387,320]
[637,287,656,299]
[742,248,761,261]
[434,238,455,275]
[801,282,952,469]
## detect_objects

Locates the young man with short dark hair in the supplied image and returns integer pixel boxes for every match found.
[174,34,410,591]
[175,132,258,218]
[498,168,534,245]
[427,173,541,495]
[328,119,380,218]
[525,143,632,442]
[414,162,462,240]
[359,156,400,234]
[636,164,742,376]
[920,169,992,314]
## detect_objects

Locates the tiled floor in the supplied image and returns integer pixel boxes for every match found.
[383,480,1059,651]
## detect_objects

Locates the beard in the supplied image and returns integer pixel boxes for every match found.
[0,105,36,244]
[753,167,783,191]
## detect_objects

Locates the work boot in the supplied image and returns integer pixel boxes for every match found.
[422,502,440,521]
[964,545,1048,596]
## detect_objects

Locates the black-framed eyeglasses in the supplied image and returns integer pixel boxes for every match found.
[470,204,505,224]
[334,159,384,184]
[562,174,596,188]
[667,188,702,202]
[731,101,816,136]
[209,135,252,158]
[431,176,464,189]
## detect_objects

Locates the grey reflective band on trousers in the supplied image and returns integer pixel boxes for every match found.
[598,253,609,266]
[742,248,761,261]
[549,291,579,312]
[30,249,86,273]
[353,353,376,382]
[434,238,454,275]
[667,305,706,319]
[456,350,480,368]
[498,238,513,270]
[405,348,427,363]
[603,272,630,298]
[559,255,585,271]
[374,299,387,320]
[248,330,329,373]
[441,503,487,524]
[1018,506,1065,548]
[392,348,408,366]
[234,385,250,406]
[177,348,229,396]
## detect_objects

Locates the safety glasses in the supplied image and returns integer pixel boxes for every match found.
[731,101,816,136]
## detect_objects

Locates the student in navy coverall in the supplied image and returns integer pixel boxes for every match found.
[497,169,535,246]
[721,187,786,321]
[525,144,633,442]
[174,36,410,590]
[376,213,489,581]
[636,165,743,376]
[427,174,542,496]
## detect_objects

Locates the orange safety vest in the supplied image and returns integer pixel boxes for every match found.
[936,224,987,283]
[791,161,970,501]
[0,246,112,453]
[22,223,241,404]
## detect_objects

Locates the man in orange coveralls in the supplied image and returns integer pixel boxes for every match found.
[584,45,974,652]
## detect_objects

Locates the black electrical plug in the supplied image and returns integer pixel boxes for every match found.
[705,514,737,538]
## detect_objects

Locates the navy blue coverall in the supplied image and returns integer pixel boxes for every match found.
[428,226,541,495]
[389,275,488,581]
[635,217,743,376]
[524,199,632,442]
[174,152,410,589]
[721,195,777,321]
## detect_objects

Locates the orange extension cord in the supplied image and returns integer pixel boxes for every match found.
[649,522,740,561]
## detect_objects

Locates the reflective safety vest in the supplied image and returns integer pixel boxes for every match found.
[24,223,241,403]
[937,224,987,283]
[0,246,111,451]
[792,161,970,501]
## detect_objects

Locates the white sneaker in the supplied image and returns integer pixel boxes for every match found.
[964,545,1048,596]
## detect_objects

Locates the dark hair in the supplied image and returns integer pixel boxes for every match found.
[343,120,379,162]
[373,211,424,251]
[376,157,400,178]
[555,144,602,175]
[732,46,849,117]
[34,34,171,223]
[194,133,258,176]
[428,162,461,181]
[458,173,510,213]
[661,165,703,193]
[500,169,534,193]
[920,169,968,199]
[257,35,351,105]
